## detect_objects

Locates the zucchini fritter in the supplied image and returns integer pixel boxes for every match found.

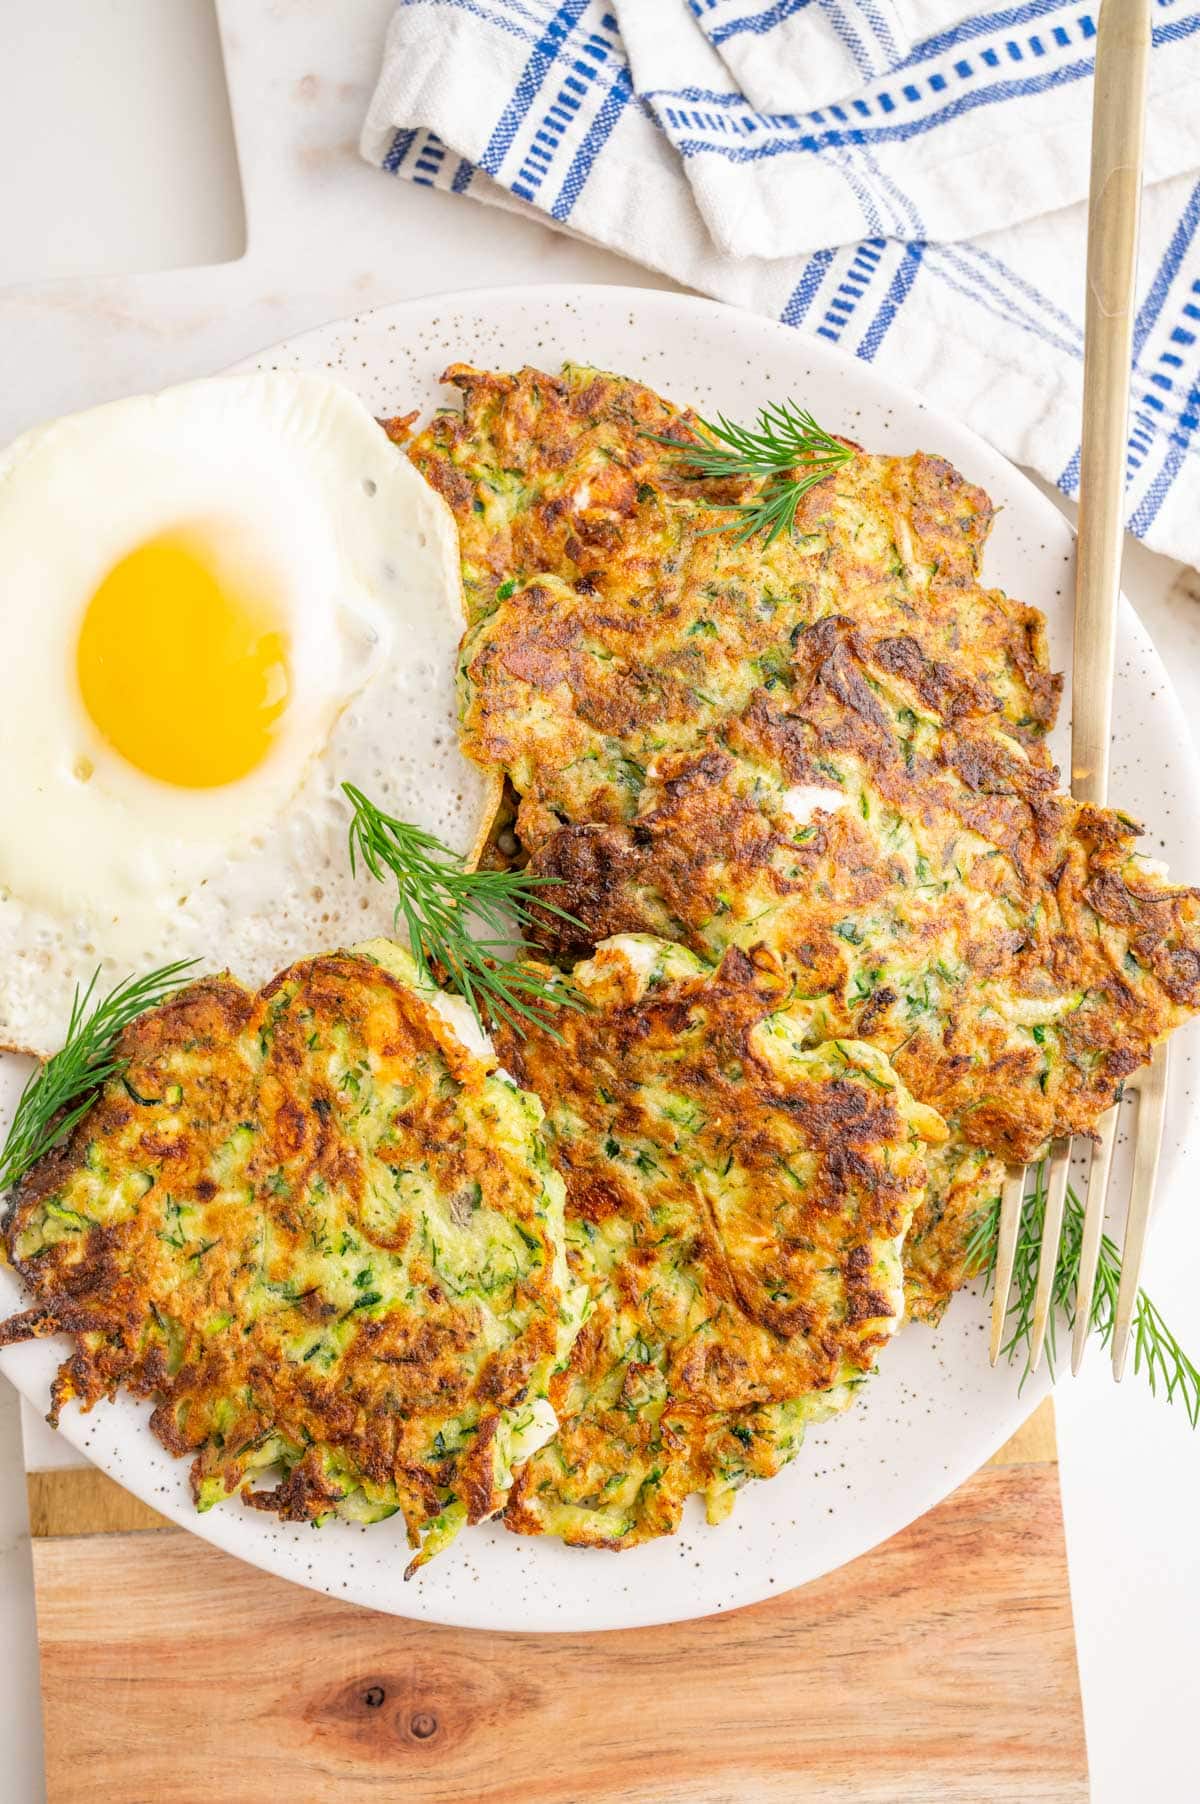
[523,618,1200,1163]
[498,935,946,1549]
[904,1141,1003,1324]
[409,360,1060,854]
[1,941,575,1573]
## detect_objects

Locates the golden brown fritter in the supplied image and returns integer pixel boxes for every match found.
[523,618,1200,1164]
[904,1141,1003,1323]
[409,362,1059,853]
[497,935,945,1549]
[1,941,574,1573]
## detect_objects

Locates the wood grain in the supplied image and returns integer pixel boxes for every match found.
[32,1444,1086,1804]
[26,1466,168,1539]
[991,1395,1056,1465]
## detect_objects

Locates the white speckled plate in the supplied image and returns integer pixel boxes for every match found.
[2,286,1198,1632]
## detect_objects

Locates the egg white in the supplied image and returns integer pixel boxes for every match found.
[0,371,497,1056]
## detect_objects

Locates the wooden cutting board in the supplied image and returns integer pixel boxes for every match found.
[26,1398,1086,1803]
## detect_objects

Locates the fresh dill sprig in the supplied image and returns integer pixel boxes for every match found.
[0,960,198,1198]
[343,783,582,1040]
[965,1162,1200,1423]
[649,399,853,546]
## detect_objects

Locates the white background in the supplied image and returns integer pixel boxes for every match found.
[1,1,1199,1796]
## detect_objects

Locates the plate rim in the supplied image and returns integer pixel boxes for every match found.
[1,279,1194,1631]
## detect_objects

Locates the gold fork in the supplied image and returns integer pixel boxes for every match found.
[990,0,1158,1382]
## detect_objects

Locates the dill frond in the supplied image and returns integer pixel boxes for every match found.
[968,1164,1200,1424]
[343,783,581,1040]
[648,398,853,545]
[0,960,198,1197]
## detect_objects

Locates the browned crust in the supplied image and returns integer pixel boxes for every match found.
[904,1143,1004,1323]
[517,618,1200,1164]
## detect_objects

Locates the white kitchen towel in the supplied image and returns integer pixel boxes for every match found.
[684,0,950,111]
[682,0,932,112]
[617,0,1200,258]
[362,0,1200,570]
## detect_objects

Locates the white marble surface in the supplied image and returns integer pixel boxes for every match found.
[1,2,1198,1797]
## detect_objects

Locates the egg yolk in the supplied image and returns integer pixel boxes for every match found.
[77,534,291,788]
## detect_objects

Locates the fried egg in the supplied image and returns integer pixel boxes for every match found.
[0,371,496,1057]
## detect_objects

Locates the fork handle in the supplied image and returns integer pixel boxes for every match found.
[1072,0,1151,811]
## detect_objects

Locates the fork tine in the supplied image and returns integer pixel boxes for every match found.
[1113,1042,1169,1380]
[1071,1104,1119,1374]
[989,1167,1026,1365]
[1029,1140,1071,1373]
